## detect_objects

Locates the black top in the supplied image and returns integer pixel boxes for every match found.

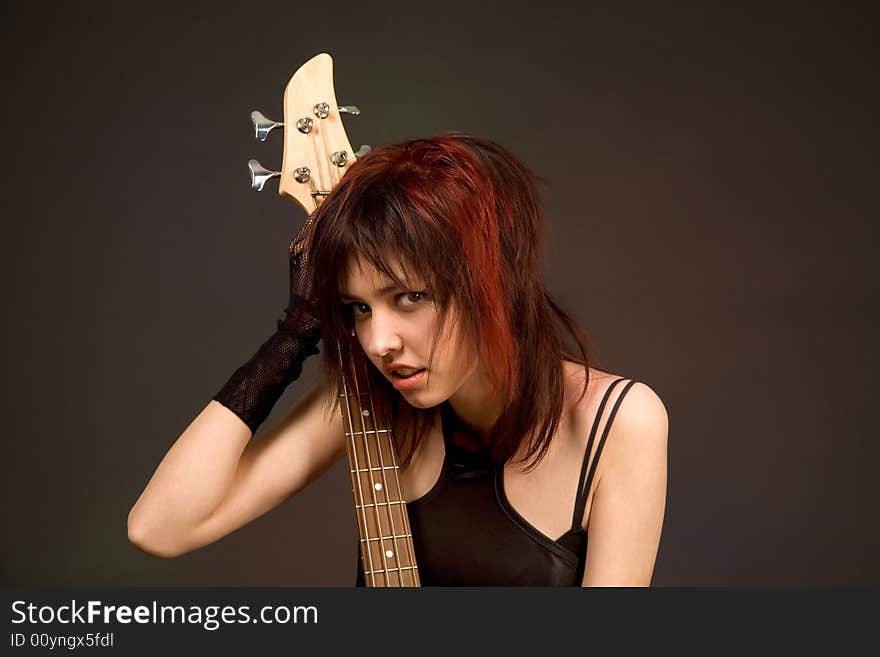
[356,377,638,586]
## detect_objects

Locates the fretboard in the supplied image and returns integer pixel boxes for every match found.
[338,347,420,587]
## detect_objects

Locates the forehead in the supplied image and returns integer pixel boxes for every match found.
[340,251,418,296]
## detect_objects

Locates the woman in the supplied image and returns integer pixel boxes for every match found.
[127,133,668,586]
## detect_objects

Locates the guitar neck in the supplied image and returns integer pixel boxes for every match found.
[338,344,420,587]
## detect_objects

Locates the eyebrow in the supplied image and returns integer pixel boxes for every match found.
[339,283,405,302]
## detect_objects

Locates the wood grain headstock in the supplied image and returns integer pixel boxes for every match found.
[247,52,370,213]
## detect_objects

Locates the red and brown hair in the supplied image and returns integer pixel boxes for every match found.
[306,132,595,471]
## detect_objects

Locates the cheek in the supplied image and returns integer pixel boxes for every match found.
[448,347,478,382]
[434,323,475,375]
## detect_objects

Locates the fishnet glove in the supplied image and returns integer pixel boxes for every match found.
[212,215,322,436]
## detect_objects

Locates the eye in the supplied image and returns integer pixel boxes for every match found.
[400,290,430,307]
[345,302,371,320]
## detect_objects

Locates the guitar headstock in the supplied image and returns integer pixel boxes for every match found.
[248,52,370,213]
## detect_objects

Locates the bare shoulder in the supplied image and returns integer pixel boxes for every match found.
[614,381,669,437]
[562,361,667,431]
[561,362,669,480]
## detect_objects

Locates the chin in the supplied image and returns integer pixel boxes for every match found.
[398,391,436,409]
[397,381,450,409]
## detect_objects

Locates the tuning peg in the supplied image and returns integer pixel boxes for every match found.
[248,159,280,191]
[251,110,283,141]
[355,144,372,157]
[338,105,361,115]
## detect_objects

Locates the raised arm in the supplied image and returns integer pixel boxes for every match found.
[128,216,340,557]
[127,374,345,558]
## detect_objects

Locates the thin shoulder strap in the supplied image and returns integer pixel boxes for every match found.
[570,377,639,531]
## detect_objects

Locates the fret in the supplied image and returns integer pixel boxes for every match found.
[345,429,391,437]
[359,533,412,543]
[338,391,379,399]
[355,500,405,509]
[363,565,419,576]
[350,466,399,473]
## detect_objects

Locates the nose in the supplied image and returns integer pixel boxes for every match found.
[364,308,403,358]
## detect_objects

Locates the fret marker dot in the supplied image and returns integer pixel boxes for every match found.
[362,409,370,416]
[374,483,382,491]
[386,550,394,558]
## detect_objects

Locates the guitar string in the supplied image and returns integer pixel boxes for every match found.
[353,346,403,585]
[334,139,410,587]
[338,346,376,586]
[316,110,330,195]
[362,352,419,586]
[349,346,392,584]
[335,126,407,583]
[322,123,376,587]
[352,349,396,584]
[360,353,407,585]
[325,127,403,586]
[329,144,415,586]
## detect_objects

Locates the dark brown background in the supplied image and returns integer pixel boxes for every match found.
[1,0,876,586]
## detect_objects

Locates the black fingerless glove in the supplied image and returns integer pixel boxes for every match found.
[212,216,321,436]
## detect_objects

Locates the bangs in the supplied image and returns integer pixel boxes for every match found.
[332,198,457,309]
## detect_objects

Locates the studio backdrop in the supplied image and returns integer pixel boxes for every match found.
[1,0,877,586]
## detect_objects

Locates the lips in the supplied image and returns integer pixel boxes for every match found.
[390,368,426,391]
[385,362,424,376]
[393,368,424,378]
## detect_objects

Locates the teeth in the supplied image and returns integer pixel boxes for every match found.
[395,368,419,376]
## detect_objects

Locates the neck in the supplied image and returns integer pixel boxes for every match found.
[445,363,505,443]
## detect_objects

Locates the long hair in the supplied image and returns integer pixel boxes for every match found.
[305,132,595,472]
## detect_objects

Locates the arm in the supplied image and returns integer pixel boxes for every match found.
[581,382,669,586]
[127,373,345,558]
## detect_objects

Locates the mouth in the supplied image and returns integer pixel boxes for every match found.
[389,368,426,391]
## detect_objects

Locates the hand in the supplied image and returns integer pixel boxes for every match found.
[212,212,323,436]
[280,213,320,336]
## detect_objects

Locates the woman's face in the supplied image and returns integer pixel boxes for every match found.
[339,252,477,408]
